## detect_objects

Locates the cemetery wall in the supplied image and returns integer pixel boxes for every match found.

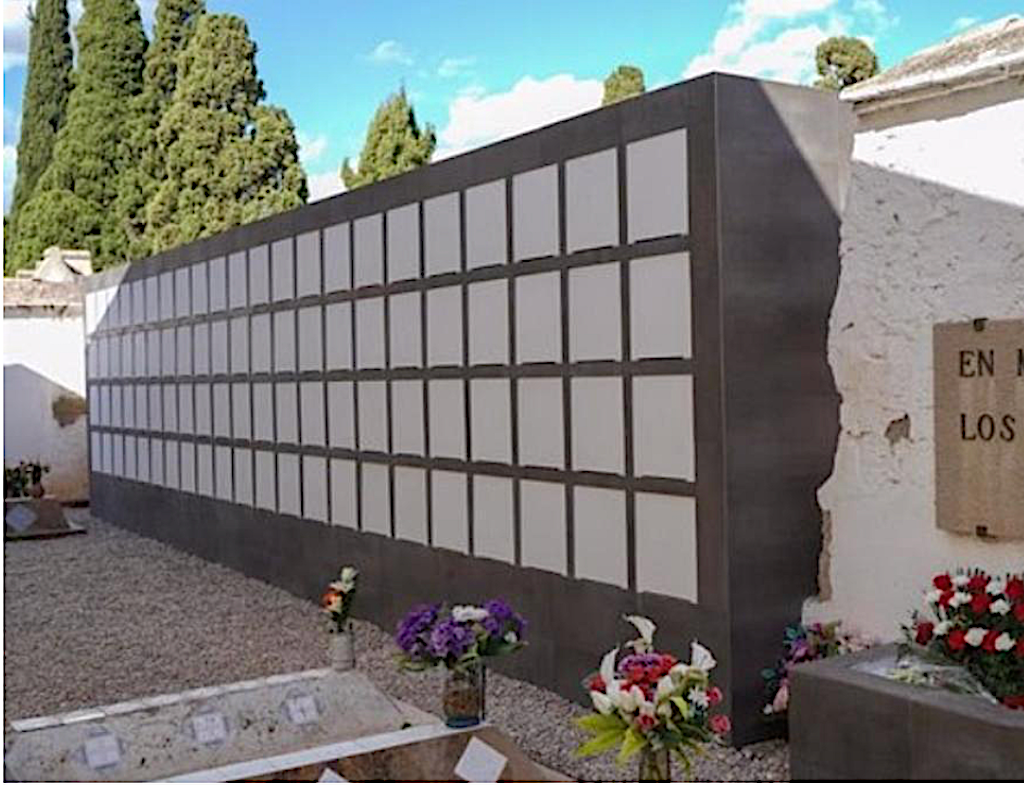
[3,283,90,501]
[806,82,1024,638]
[83,74,847,743]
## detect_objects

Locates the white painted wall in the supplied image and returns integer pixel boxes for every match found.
[805,89,1024,639]
[3,311,89,501]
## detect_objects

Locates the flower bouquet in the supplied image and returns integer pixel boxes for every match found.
[321,566,359,669]
[761,621,873,716]
[905,569,1024,709]
[575,616,730,782]
[395,599,527,727]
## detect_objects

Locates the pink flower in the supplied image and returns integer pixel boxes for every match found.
[710,714,731,734]
[707,686,723,706]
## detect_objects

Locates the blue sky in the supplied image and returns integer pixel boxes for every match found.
[3,1,1021,213]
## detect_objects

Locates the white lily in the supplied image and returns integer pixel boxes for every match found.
[590,690,615,715]
[953,573,970,587]
[934,620,952,636]
[991,599,1011,615]
[655,675,676,704]
[690,641,717,672]
[948,591,971,608]
[688,686,710,709]
[599,647,619,687]
[624,615,657,653]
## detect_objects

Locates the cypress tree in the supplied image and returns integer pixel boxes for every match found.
[9,0,73,217]
[10,0,146,271]
[113,0,206,260]
[144,14,307,253]
[602,64,645,106]
[815,37,880,91]
[341,89,436,189]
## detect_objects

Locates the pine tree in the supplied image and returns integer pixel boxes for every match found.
[10,0,146,271]
[113,0,205,260]
[602,64,645,106]
[815,37,880,91]
[9,0,73,217]
[144,14,307,253]
[341,89,436,189]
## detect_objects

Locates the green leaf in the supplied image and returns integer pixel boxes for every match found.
[576,713,627,734]
[617,728,647,764]
[671,696,691,719]
[576,729,625,757]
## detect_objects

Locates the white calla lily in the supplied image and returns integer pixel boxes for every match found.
[599,647,619,686]
[690,641,717,672]
[590,690,614,715]
[624,615,657,652]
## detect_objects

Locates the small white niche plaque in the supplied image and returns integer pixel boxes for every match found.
[454,737,508,782]
[285,693,319,725]
[84,733,121,769]
[191,711,227,745]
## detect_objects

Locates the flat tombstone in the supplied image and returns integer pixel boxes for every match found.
[934,318,1024,538]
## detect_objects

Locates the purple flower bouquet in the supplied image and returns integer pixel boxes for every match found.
[395,599,528,672]
[395,599,527,727]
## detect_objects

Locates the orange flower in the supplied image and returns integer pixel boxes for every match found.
[321,590,340,608]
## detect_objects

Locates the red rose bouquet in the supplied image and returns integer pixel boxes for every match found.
[906,569,1024,708]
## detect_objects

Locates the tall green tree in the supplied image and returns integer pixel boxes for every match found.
[9,0,73,217]
[341,89,436,189]
[144,14,307,253]
[815,36,880,90]
[602,64,645,106]
[9,0,147,272]
[113,0,206,260]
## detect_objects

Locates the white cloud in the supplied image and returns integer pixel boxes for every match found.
[950,16,979,32]
[437,73,602,159]
[4,0,32,70]
[4,144,17,215]
[297,132,328,165]
[437,56,475,78]
[683,0,891,84]
[306,169,345,203]
[368,39,413,66]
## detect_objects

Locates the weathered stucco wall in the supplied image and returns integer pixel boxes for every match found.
[3,311,90,501]
[806,90,1024,638]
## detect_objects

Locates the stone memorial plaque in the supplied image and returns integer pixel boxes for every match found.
[285,693,320,725]
[454,736,508,782]
[934,318,1024,538]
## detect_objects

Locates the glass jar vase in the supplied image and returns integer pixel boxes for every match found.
[442,661,486,728]
[328,623,356,671]
[639,745,671,782]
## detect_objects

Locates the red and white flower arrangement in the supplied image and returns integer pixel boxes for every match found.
[908,568,1024,709]
[575,616,730,779]
[321,566,359,633]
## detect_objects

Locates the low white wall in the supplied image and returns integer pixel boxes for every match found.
[805,89,1024,639]
[3,310,89,501]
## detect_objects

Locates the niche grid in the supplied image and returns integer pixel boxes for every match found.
[85,128,697,601]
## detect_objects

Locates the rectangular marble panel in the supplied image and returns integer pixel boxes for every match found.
[473,475,514,563]
[298,307,323,372]
[300,381,325,446]
[394,466,428,544]
[361,463,391,535]
[627,128,688,242]
[424,193,460,275]
[513,165,558,261]
[303,455,328,522]
[520,479,568,575]
[330,459,357,528]
[327,381,355,448]
[574,486,627,587]
[354,215,383,287]
[324,223,351,292]
[272,237,295,301]
[296,230,321,297]
[325,303,353,369]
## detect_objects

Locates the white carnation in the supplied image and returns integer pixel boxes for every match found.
[995,633,1015,652]
[452,605,489,623]
[924,589,942,605]
[986,578,1006,597]
[953,573,970,587]
[991,599,1011,615]
[964,627,986,647]
[934,621,952,636]
[948,591,971,608]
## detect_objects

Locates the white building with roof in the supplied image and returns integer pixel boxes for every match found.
[805,16,1024,638]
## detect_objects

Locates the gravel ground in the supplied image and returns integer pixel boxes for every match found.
[3,511,788,781]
